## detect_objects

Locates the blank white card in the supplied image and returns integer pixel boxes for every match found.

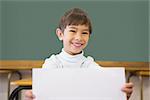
[33,68,126,100]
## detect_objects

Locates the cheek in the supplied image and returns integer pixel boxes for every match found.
[84,37,89,43]
[63,36,71,44]
[65,35,73,42]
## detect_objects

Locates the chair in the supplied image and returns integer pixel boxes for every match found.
[9,78,32,100]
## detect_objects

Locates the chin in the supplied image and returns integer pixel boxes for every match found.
[72,50,82,55]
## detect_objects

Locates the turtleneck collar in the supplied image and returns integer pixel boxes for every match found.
[59,48,85,63]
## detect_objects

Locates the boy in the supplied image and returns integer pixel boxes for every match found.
[25,7,133,100]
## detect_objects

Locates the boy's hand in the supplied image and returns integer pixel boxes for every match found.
[121,82,134,100]
[25,90,35,100]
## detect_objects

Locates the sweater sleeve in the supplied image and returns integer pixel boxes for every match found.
[42,55,61,68]
[86,56,102,69]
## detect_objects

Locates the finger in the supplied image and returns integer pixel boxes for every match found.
[25,97,33,100]
[121,88,133,100]
[25,95,35,100]
[25,90,35,99]
[122,87,133,94]
[121,83,134,91]
[125,82,134,88]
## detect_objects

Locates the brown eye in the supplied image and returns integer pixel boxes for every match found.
[70,30,76,33]
[82,32,89,34]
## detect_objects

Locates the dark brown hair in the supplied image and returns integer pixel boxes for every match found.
[58,8,92,34]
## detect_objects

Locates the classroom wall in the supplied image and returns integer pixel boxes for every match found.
[0,0,149,61]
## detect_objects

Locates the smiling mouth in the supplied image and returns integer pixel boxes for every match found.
[72,42,83,48]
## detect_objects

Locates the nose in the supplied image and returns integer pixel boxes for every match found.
[75,33,82,41]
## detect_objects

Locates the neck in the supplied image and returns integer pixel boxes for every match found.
[63,50,82,56]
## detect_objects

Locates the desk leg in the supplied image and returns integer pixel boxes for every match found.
[139,75,143,100]
[7,72,12,100]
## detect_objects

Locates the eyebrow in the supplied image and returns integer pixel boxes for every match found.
[68,26,89,31]
[69,26,77,29]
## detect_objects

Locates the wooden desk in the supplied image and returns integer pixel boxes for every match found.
[0,60,149,70]
[0,60,43,70]
[1,60,149,83]
[11,78,32,86]
[96,61,149,71]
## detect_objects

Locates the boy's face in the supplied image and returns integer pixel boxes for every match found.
[57,25,90,55]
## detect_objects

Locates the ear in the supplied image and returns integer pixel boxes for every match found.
[56,28,64,41]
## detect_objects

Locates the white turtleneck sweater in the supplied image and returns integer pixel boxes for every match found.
[42,49,101,69]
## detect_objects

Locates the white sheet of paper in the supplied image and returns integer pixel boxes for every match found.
[33,68,126,100]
